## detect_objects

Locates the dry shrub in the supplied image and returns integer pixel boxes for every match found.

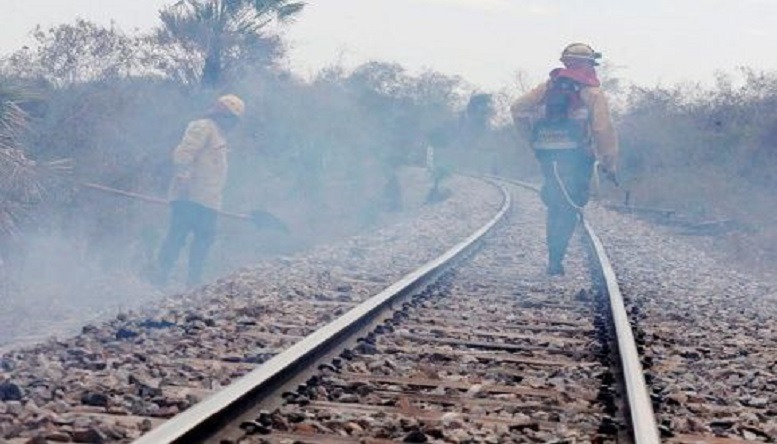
[618,70,777,275]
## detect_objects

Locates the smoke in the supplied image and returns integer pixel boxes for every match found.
[0,58,500,345]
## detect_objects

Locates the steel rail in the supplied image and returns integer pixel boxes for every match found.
[133,180,511,444]
[495,176,661,444]
[584,220,661,444]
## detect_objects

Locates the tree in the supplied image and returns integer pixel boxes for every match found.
[0,19,142,86]
[0,84,69,240]
[158,0,304,87]
[462,93,494,134]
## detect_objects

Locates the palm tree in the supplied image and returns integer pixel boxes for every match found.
[0,84,69,238]
[158,0,304,87]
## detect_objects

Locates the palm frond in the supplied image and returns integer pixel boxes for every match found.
[0,83,70,238]
[158,0,305,84]
[276,2,305,21]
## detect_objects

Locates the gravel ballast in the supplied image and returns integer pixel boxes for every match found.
[589,203,777,441]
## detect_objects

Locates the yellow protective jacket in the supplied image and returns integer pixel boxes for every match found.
[168,118,228,210]
[510,82,619,173]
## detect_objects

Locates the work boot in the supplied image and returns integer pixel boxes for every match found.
[547,261,565,276]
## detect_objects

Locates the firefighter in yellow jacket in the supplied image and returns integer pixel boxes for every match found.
[156,94,245,287]
[511,43,618,275]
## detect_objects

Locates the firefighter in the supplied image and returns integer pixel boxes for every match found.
[511,43,618,275]
[155,94,245,287]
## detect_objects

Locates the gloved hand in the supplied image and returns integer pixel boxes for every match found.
[598,164,619,187]
[604,169,619,187]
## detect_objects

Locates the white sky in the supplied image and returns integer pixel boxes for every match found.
[2,0,777,89]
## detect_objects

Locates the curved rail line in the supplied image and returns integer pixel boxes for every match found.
[134,177,660,444]
[499,177,660,444]
[134,180,511,444]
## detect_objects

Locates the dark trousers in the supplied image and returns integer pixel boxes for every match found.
[157,200,217,286]
[537,150,594,267]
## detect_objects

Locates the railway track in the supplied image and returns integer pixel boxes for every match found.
[134,180,660,443]
[0,175,505,444]
[586,205,777,443]
[4,175,771,443]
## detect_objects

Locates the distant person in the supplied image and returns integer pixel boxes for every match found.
[155,94,245,287]
[510,43,618,275]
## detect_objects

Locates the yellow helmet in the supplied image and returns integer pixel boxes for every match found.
[214,94,245,118]
[560,43,602,66]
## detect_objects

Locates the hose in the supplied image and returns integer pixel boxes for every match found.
[552,160,585,213]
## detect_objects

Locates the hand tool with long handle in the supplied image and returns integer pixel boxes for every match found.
[82,182,289,233]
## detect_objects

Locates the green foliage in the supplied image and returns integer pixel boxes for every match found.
[158,0,304,86]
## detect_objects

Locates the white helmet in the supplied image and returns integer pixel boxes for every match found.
[560,43,602,66]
